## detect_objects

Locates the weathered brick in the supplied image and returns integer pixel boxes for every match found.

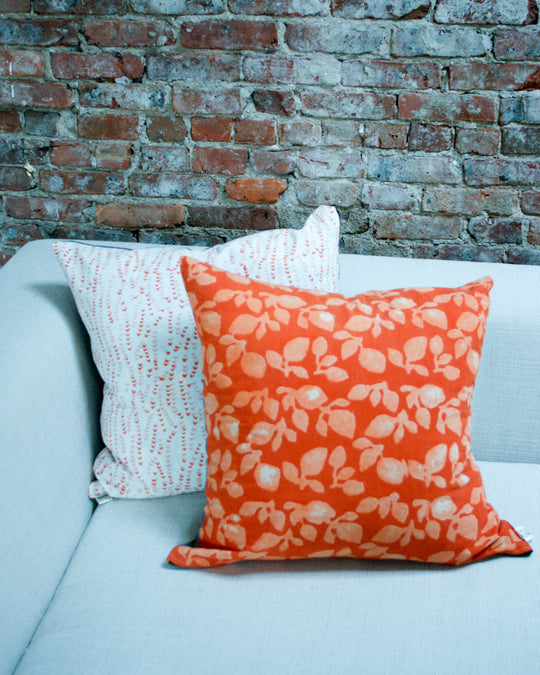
[96,203,185,228]
[0,80,72,108]
[493,30,540,61]
[51,53,143,81]
[0,166,32,190]
[343,60,440,89]
[399,93,496,123]
[229,0,322,15]
[0,250,14,267]
[1,223,43,247]
[435,243,506,263]
[368,154,461,184]
[408,124,452,152]
[528,219,540,245]
[285,23,387,55]
[362,182,419,210]
[84,20,175,47]
[243,55,341,86]
[52,225,137,242]
[521,191,540,215]
[449,63,538,91]
[434,0,530,25]
[225,177,287,204]
[234,119,276,145]
[188,205,278,230]
[24,110,77,138]
[0,50,45,77]
[193,147,248,175]
[0,138,48,165]
[464,158,540,186]
[422,187,518,216]
[129,173,216,199]
[51,142,91,167]
[298,148,363,178]
[172,89,244,115]
[508,248,540,264]
[374,213,463,240]
[501,127,540,155]
[251,149,296,175]
[148,54,239,82]
[322,120,363,147]
[131,0,223,13]
[519,68,540,91]
[181,20,277,50]
[278,121,321,146]
[296,179,357,207]
[34,0,127,13]
[500,93,540,124]
[79,114,138,141]
[96,143,132,170]
[0,19,79,46]
[252,89,296,116]
[139,231,222,247]
[332,208,369,235]
[0,109,21,133]
[192,117,233,142]
[41,169,124,195]
[455,128,500,156]
[468,217,523,244]
[139,145,188,172]
[364,122,408,148]
[146,116,187,142]
[79,84,168,111]
[5,195,92,222]
[301,91,396,119]
[0,0,30,10]
[331,0,430,19]
[392,25,489,57]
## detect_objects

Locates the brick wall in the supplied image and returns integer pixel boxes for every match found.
[0,0,539,266]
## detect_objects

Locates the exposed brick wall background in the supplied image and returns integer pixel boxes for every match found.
[0,0,539,267]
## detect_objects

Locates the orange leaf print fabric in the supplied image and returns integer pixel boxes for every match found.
[168,258,532,568]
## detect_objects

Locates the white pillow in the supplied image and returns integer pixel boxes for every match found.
[55,206,340,500]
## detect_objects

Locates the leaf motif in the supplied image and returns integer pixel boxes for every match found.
[226,482,244,498]
[442,365,460,381]
[359,348,386,373]
[240,453,260,475]
[312,336,328,357]
[327,409,356,439]
[226,343,244,366]
[220,449,233,472]
[306,479,325,493]
[252,532,282,552]
[348,384,370,401]
[263,397,279,421]
[392,502,409,524]
[336,522,363,543]
[292,408,310,433]
[376,457,408,485]
[337,467,355,481]
[382,389,399,413]
[325,367,349,382]
[373,525,404,544]
[404,336,427,363]
[282,461,299,483]
[290,365,310,379]
[426,520,441,540]
[425,444,447,474]
[266,350,283,370]
[422,308,447,329]
[429,335,444,355]
[229,313,260,335]
[300,524,318,542]
[356,497,378,514]
[342,479,365,496]
[239,501,261,517]
[359,447,381,472]
[415,407,431,429]
[388,348,404,367]
[254,463,281,492]
[365,414,396,439]
[320,354,337,367]
[344,315,372,333]
[270,510,286,532]
[284,337,310,363]
[328,446,346,470]
[300,447,328,477]
[341,339,359,360]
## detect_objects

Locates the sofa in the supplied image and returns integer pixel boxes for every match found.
[1,234,539,674]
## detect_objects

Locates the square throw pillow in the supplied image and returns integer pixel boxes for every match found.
[54,206,340,500]
[168,257,532,567]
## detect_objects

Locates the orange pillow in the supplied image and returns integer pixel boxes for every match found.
[168,258,532,568]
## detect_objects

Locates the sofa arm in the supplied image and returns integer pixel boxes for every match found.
[0,241,102,673]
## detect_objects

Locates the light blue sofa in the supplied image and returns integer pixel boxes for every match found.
[1,239,539,674]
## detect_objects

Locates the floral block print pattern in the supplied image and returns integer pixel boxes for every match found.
[168,259,532,567]
[54,206,340,499]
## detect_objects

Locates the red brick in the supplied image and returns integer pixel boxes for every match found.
[0,0,30,10]
[96,143,132,170]
[0,80,72,108]
[508,249,540,264]
[229,0,322,15]
[193,147,248,175]
[146,116,187,142]
[301,91,396,120]
[343,60,440,89]
[0,249,14,267]
[40,170,124,195]
[252,89,296,116]
[131,0,224,13]
[449,63,539,91]
[0,138,47,164]
[51,142,91,167]
[181,20,277,50]
[285,22,387,55]
[234,119,276,145]
[298,149,363,178]
[34,0,127,13]
[331,0,430,19]
[0,19,79,46]
[96,203,185,228]
[436,244,506,264]
[51,53,143,80]
[455,128,500,156]
[521,191,540,215]
[172,89,244,115]
[469,217,523,244]
[191,118,233,142]
[528,219,540,245]
[128,173,216,200]
[364,123,408,149]
[0,50,45,77]
[139,145,188,172]
[5,196,91,222]
[296,179,357,207]
[422,187,518,216]
[243,55,341,86]
[408,124,452,152]
[0,166,32,190]
[399,93,496,123]
[1,223,43,247]
[0,109,21,133]
[188,205,278,230]
[225,177,287,204]
[251,149,295,175]
[493,30,540,61]
[148,54,239,82]
[464,159,540,186]
[278,121,320,147]
[79,114,138,141]
[374,213,463,240]
[84,20,175,47]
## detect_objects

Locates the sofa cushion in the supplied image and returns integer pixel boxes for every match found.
[169,259,530,567]
[54,206,339,500]
[15,462,538,675]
